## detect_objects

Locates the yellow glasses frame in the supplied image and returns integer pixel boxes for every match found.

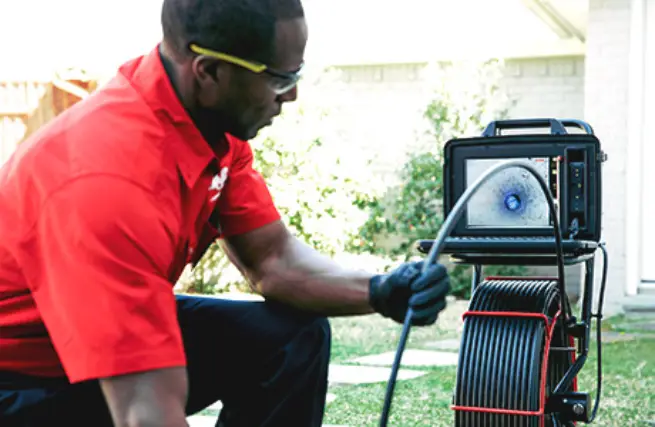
[189,43,302,94]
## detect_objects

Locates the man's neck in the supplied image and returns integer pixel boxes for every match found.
[158,43,227,146]
[158,44,190,109]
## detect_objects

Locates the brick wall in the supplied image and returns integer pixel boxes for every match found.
[500,56,585,120]
[322,63,434,187]
[329,56,586,183]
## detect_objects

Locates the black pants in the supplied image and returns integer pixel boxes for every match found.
[0,294,332,426]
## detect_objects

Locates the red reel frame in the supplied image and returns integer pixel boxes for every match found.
[448,255,606,427]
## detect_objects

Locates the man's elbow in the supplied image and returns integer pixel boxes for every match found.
[241,244,290,298]
[253,261,296,299]
[255,274,284,298]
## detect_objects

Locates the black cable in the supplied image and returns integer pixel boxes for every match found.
[378,160,567,427]
[378,309,413,425]
[588,242,608,422]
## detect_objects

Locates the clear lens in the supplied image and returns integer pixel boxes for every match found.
[269,76,299,95]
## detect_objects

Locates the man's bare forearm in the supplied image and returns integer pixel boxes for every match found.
[99,367,189,427]
[222,225,376,316]
[259,236,376,315]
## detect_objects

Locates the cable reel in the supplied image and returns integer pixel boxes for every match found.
[379,119,608,427]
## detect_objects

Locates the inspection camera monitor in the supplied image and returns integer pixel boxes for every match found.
[438,119,605,256]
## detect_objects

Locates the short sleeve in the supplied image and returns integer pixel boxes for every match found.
[26,175,186,383]
[216,140,281,237]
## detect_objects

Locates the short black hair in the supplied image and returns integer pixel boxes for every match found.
[161,0,304,64]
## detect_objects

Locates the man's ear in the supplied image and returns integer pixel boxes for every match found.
[191,56,226,90]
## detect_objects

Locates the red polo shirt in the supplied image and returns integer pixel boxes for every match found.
[0,46,281,383]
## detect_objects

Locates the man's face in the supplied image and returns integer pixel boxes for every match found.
[195,18,308,141]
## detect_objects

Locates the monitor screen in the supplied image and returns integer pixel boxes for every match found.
[465,157,552,229]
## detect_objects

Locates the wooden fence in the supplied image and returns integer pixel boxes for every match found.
[0,77,97,164]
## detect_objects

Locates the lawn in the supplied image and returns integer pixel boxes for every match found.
[323,304,655,427]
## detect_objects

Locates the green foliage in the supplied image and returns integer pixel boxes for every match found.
[178,249,234,295]
[348,152,444,258]
[348,60,526,299]
[252,135,369,256]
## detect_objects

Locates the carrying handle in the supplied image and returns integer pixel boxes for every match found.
[560,119,595,135]
[482,118,567,137]
[482,118,595,137]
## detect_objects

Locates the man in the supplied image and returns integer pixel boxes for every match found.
[0,0,450,426]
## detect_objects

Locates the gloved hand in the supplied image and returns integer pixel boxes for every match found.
[369,261,450,326]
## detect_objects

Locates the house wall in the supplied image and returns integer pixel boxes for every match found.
[321,63,434,187]
[328,56,586,186]
[500,57,585,120]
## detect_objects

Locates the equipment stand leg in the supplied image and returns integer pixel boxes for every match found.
[471,264,482,295]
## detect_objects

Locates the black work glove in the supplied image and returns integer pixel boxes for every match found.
[369,261,450,326]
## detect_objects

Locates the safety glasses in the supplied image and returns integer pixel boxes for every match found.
[189,43,303,95]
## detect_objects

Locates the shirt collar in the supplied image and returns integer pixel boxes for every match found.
[119,44,217,188]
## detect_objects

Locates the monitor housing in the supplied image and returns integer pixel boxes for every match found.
[443,134,603,242]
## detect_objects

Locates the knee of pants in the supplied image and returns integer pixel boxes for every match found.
[289,316,332,366]
[310,317,332,356]
[257,316,332,387]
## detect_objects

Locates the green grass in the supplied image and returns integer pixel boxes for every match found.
[323,312,655,427]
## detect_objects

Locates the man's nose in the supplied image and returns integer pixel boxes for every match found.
[277,85,298,103]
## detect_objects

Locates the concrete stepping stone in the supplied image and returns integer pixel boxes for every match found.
[629,321,655,331]
[424,338,461,352]
[601,331,639,343]
[328,364,426,385]
[349,349,459,367]
[600,331,655,343]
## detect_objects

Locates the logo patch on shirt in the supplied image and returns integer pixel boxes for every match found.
[209,167,229,202]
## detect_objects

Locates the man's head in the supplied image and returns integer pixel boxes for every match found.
[160,0,307,141]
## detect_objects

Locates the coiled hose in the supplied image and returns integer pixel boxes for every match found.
[454,278,565,427]
[379,159,568,427]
